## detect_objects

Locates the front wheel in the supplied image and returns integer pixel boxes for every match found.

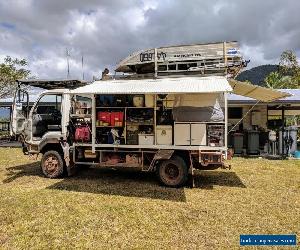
[157,155,188,187]
[41,150,64,178]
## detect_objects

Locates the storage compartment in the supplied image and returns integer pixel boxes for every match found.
[101,152,125,164]
[138,134,154,145]
[207,124,224,147]
[156,125,172,145]
[126,154,142,166]
[191,123,206,145]
[174,123,190,145]
[174,123,208,146]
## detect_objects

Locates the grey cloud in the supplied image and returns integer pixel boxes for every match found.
[0,0,299,80]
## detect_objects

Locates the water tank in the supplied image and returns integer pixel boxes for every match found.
[247,130,260,155]
[233,133,244,154]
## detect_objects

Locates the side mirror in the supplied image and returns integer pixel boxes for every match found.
[15,88,29,117]
[17,89,27,103]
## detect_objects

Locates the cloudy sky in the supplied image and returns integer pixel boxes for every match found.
[0,0,299,80]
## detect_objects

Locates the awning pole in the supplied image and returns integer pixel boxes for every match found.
[154,48,158,78]
[281,106,285,157]
[228,100,260,134]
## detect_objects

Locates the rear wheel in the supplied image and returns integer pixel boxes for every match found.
[157,155,188,187]
[41,150,64,178]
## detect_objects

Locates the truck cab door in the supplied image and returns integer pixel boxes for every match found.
[10,88,29,137]
[31,93,62,140]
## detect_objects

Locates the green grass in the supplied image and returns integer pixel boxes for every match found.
[0,148,299,249]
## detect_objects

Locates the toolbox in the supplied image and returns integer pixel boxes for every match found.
[138,134,154,145]
[110,112,124,126]
[98,112,111,124]
[156,125,172,145]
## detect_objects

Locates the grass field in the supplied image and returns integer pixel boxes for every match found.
[0,148,299,249]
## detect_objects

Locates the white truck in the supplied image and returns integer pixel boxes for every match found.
[11,77,287,187]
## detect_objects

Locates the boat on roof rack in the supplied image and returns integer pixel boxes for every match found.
[115,41,249,79]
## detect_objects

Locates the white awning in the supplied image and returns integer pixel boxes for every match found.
[71,76,232,94]
[229,79,291,102]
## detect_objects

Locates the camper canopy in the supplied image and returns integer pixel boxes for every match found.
[71,76,232,94]
[71,76,289,103]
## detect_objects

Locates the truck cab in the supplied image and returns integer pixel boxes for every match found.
[11,80,86,178]
[12,88,69,149]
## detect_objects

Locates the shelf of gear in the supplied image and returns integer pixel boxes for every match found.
[95,97,157,145]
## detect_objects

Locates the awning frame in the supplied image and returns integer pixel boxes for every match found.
[229,79,291,103]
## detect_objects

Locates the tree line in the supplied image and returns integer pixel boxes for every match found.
[264,50,300,89]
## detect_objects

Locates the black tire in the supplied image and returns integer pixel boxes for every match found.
[41,150,64,178]
[157,155,188,187]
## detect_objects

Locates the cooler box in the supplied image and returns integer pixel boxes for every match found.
[156,125,172,145]
[98,112,111,124]
[110,112,124,126]
[138,134,155,145]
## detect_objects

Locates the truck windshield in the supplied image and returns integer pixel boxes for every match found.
[35,94,62,114]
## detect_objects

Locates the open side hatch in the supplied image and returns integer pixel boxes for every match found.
[10,87,29,136]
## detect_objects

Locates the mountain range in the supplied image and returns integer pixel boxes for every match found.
[236,64,279,86]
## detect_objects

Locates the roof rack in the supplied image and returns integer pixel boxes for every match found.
[16,79,87,90]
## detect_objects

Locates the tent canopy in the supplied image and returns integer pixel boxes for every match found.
[229,79,291,102]
[71,76,232,94]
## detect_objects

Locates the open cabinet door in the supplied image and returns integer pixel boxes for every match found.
[10,88,29,137]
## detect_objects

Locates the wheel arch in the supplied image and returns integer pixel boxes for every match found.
[173,150,192,169]
[40,141,63,155]
[151,149,192,172]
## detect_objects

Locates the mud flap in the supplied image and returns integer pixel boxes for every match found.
[187,152,195,188]
[60,141,76,176]
[147,149,174,171]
